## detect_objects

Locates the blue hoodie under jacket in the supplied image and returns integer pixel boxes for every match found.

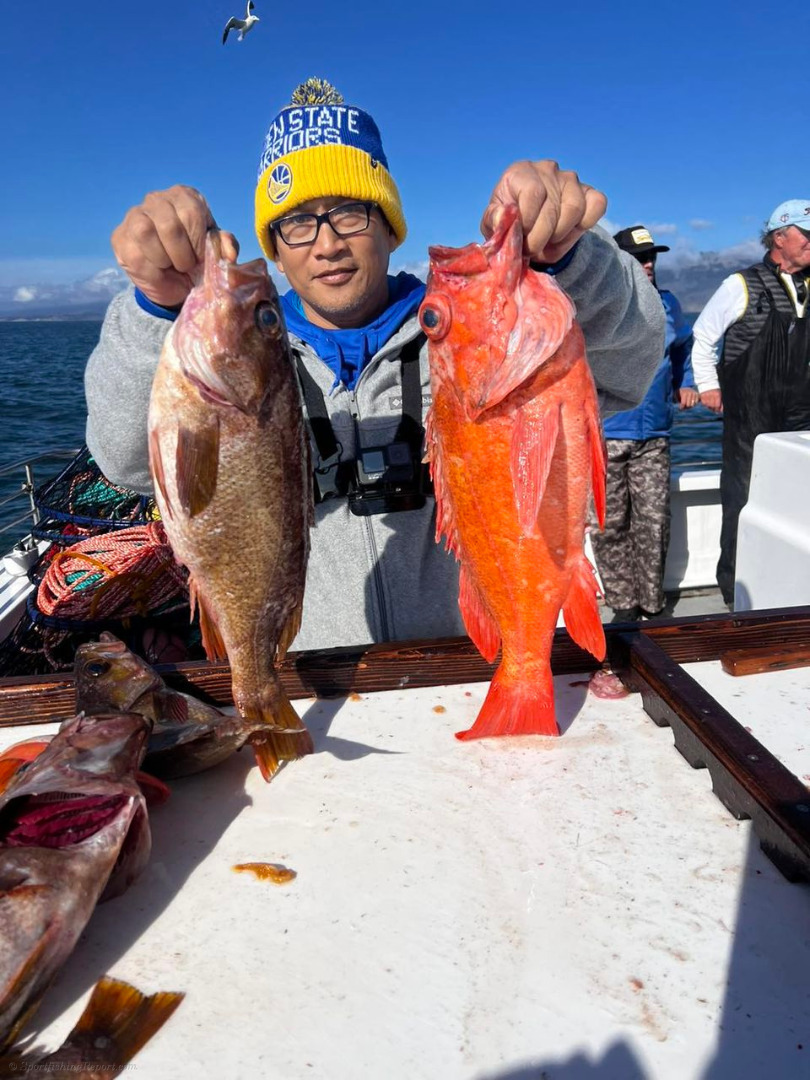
[602,289,694,440]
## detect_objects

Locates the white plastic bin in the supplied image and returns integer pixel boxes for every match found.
[735,431,810,610]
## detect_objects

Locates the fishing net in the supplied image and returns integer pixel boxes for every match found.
[0,447,202,677]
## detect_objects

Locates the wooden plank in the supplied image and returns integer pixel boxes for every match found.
[719,644,810,676]
[0,631,600,729]
[642,604,810,664]
[613,632,810,884]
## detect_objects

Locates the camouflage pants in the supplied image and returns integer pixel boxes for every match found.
[589,437,671,613]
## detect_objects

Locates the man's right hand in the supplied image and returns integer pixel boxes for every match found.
[111,185,240,308]
[700,389,723,414]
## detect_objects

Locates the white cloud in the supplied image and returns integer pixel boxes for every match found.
[689,219,714,231]
[394,259,428,281]
[598,216,619,237]
[647,223,678,235]
[13,287,37,303]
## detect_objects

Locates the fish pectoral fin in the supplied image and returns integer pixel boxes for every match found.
[562,555,606,662]
[459,564,501,663]
[276,601,303,662]
[587,396,607,529]
[472,274,575,415]
[52,976,184,1067]
[510,402,561,533]
[176,416,220,518]
[189,577,227,661]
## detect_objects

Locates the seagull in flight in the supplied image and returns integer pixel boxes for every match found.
[222,1,259,43]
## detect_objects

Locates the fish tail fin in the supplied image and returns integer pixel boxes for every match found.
[562,555,606,662]
[62,975,184,1067]
[246,683,314,782]
[456,662,558,740]
[189,576,227,661]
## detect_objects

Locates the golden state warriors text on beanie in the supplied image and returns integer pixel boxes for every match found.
[255,79,407,258]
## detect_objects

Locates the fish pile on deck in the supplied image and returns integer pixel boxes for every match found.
[0,238,313,1069]
[0,212,612,1066]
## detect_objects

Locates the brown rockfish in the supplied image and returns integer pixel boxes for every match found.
[0,713,151,1051]
[74,631,276,779]
[148,234,313,781]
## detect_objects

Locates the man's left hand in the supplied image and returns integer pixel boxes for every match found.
[676,387,700,409]
[481,160,608,264]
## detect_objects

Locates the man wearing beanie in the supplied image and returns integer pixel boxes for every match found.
[692,200,810,607]
[85,78,665,652]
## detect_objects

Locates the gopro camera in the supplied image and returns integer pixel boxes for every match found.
[348,441,428,516]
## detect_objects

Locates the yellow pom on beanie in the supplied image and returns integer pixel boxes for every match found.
[255,78,407,258]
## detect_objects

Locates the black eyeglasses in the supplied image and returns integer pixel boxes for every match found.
[633,250,657,265]
[270,201,377,247]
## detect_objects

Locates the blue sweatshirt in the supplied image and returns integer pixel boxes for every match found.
[602,289,694,440]
[280,272,425,391]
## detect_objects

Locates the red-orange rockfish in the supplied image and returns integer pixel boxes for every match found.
[420,205,607,738]
[148,234,313,780]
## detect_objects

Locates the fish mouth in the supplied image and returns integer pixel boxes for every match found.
[0,792,131,849]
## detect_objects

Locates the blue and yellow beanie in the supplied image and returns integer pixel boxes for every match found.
[255,78,407,258]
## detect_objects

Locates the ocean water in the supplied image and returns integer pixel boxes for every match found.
[0,321,100,541]
[0,320,723,543]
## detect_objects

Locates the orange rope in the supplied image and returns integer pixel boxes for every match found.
[36,522,188,621]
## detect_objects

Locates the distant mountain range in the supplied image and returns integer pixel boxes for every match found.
[0,268,128,320]
[656,240,762,312]
[0,241,766,320]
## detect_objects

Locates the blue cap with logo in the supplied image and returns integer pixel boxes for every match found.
[766,199,810,234]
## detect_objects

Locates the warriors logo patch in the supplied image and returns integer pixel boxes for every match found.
[268,163,292,204]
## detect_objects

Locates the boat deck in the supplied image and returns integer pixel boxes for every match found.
[4,658,808,1079]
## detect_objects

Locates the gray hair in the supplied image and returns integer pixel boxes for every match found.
[761,225,789,251]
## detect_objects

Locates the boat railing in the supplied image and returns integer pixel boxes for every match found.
[0,448,79,540]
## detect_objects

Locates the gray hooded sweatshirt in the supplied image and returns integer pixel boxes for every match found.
[85,226,665,651]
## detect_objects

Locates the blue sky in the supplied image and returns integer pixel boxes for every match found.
[1,0,808,286]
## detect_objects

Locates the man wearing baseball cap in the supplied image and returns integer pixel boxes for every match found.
[691,199,810,607]
[588,226,697,622]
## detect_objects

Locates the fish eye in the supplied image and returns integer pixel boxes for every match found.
[255,302,280,333]
[86,660,110,677]
[418,295,452,341]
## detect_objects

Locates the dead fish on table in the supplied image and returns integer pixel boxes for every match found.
[0,975,183,1078]
[75,631,270,779]
[148,233,313,781]
[0,713,150,1052]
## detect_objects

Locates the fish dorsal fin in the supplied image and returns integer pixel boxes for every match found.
[510,401,562,534]
[473,272,575,417]
[189,576,227,661]
[459,564,501,664]
[424,406,462,561]
[175,417,220,518]
[276,601,303,662]
[149,428,172,520]
[562,554,606,662]
[587,393,607,528]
